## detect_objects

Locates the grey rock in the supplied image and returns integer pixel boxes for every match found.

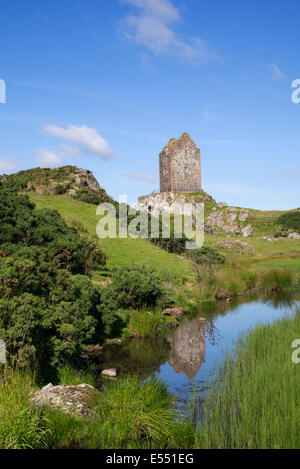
[241,224,253,237]
[30,383,103,417]
[101,368,117,378]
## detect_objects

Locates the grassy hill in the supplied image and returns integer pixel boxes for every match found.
[29,194,193,284]
[29,193,300,279]
[2,166,299,278]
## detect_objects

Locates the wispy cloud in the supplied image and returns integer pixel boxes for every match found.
[35,143,78,168]
[124,171,156,183]
[120,0,219,64]
[0,157,18,174]
[36,147,64,168]
[42,124,114,159]
[269,63,286,80]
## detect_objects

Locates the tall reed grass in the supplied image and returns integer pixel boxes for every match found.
[195,309,300,448]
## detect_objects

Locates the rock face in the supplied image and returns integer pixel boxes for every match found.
[30,383,103,417]
[135,191,212,219]
[214,240,255,253]
[241,224,254,237]
[0,166,112,204]
[206,208,252,236]
[288,232,300,239]
[167,318,206,379]
[159,133,202,193]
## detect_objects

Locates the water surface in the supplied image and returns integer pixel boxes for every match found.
[97,291,300,403]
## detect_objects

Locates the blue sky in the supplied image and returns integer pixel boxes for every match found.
[0,0,300,209]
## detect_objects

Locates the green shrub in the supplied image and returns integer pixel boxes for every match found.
[99,264,173,336]
[54,184,69,195]
[187,246,226,266]
[0,186,106,375]
[276,211,300,233]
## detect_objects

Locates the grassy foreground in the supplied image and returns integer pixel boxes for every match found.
[1,308,300,449]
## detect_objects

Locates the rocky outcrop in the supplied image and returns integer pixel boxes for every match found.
[241,224,253,237]
[30,383,104,417]
[288,232,300,239]
[260,236,279,242]
[135,191,213,218]
[0,166,113,205]
[214,240,255,253]
[206,208,252,236]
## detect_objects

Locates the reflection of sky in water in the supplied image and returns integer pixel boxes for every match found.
[157,299,299,402]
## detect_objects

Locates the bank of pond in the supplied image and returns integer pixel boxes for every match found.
[1,290,300,449]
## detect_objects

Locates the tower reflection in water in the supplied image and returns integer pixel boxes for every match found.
[167,318,206,379]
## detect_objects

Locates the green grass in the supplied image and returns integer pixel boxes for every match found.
[29,194,193,284]
[0,366,184,449]
[126,308,177,337]
[3,309,300,449]
[254,256,300,273]
[195,310,300,449]
[0,367,47,449]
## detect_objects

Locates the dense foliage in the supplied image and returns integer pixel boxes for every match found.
[72,188,116,206]
[187,246,226,266]
[148,214,188,254]
[0,185,105,376]
[99,264,172,336]
[277,211,300,233]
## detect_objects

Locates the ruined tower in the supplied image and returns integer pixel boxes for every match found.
[159,132,202,193]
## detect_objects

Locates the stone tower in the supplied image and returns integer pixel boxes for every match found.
[159,132,202,193]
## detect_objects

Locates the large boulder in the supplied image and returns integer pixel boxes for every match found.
[30,383,104,417]
[241,224,253,237]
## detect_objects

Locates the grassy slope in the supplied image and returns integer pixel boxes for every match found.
[29,193,300,279]
[29,194,193,284]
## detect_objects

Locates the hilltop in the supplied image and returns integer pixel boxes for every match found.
[0,166,114,205]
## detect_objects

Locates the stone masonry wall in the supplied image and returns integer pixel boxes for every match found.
[159,132,202,193]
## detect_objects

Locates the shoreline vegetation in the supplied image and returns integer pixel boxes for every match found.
[0,173,300,449]
[1,306,300,449]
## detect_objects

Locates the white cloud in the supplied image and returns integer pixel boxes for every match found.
[60,144,79,158]
[121,0,218,63]
[36,148,64,168]
[269,63,286,80]
[0,158,17,174]
[125,171,156,183]
[35,143,79,168]
[43,124,114,159]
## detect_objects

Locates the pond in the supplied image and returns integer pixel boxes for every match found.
[94,290,300,405]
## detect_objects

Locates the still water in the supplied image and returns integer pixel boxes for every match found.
[96,291,300,403]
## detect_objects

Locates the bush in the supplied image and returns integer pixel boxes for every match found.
[0,273,101,376]
[54,184,69,195]
[0,186,105,375]
[187,246,226,266]
[99,264,172,336]
[277,211,300,233]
